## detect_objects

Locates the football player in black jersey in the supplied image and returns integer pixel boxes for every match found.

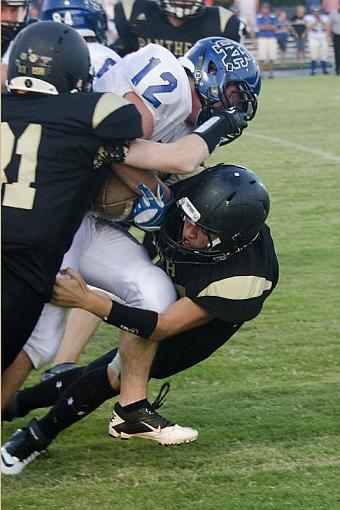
[111,0,244,57]
[1,0,29,56]
[1,164,279,475]
[1,0,30,90]
[1,21,248,374]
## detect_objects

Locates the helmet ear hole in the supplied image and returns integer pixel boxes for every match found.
[208,61,217,74]
[226,191,237,202]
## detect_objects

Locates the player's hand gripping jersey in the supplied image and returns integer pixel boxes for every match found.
[94,43,192,142]
[1,92,142,300]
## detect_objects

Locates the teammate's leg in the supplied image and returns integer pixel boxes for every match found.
[1,351,33,412]
[3,349,118,421]
[53,309,101,365]
[1,266,45,373]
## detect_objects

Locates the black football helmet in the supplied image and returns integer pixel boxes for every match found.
[1,0,29,55]
[179,37,261,124]
[156,164,270,264]
[158,0,205,19]
[7,21,92,95]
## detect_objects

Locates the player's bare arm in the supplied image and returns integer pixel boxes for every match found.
[124,105,248,175]
[124,135,209,174]
[52,269,213,342]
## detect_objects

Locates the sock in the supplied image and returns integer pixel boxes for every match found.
[121,399,149,412]
[321,61,328,73]
[17,367,85,416]
[38,366,118,440]
[311,60,317,73]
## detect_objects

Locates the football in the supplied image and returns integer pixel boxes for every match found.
[92,173,139,221]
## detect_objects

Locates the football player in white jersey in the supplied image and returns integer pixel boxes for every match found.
[95,43,193,143]
[2,39,259,428]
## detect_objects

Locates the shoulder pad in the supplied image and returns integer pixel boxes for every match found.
[121,0,136,22]
[218,6,234,32]
[92,93,132,129]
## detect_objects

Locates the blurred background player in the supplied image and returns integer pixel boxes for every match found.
[238,0,259,39]
[329,0,340,75]
[1,164,279,475]
[305,5,331,75]
[291,5,307,65]
[256,2,279,78]
[1,0,29,90]
[111,0,244,57]
[41,0,121,79]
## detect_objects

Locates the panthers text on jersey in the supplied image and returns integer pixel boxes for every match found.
[94,43,192,142]
[112,0,242,57]
[1,92,142,300]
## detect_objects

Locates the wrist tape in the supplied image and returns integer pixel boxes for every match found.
[103,301,158,339]
[193,114,230,153]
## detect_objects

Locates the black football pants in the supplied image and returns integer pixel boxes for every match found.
[1,266,45,373]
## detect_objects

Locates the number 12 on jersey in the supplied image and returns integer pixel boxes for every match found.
[132,57,177,108]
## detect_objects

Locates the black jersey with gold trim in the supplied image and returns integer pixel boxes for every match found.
[112,0,242,57]
[160,224,279,325]
[1,91,142,299]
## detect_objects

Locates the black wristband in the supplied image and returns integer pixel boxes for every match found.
[103,301,158,339]
[193,114,231,153]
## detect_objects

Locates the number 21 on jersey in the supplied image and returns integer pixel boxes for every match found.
[1,122,41,210]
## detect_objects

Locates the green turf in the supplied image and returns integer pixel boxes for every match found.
[2,76,340,510]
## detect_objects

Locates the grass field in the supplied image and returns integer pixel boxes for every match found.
[2,76,340,510]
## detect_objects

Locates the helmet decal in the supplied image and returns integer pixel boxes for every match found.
[7,21,91,95]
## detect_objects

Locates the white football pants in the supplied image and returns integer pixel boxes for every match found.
[24,213,177,368]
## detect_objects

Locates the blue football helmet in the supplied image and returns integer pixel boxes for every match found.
[41,0,107,44]
[179,37,261,122]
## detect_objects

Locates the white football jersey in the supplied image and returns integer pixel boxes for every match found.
[87,42,121,80]
[94,43,192,143]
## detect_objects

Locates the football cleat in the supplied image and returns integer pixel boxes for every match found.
[109,384,198,446]
[1,419,50,475]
